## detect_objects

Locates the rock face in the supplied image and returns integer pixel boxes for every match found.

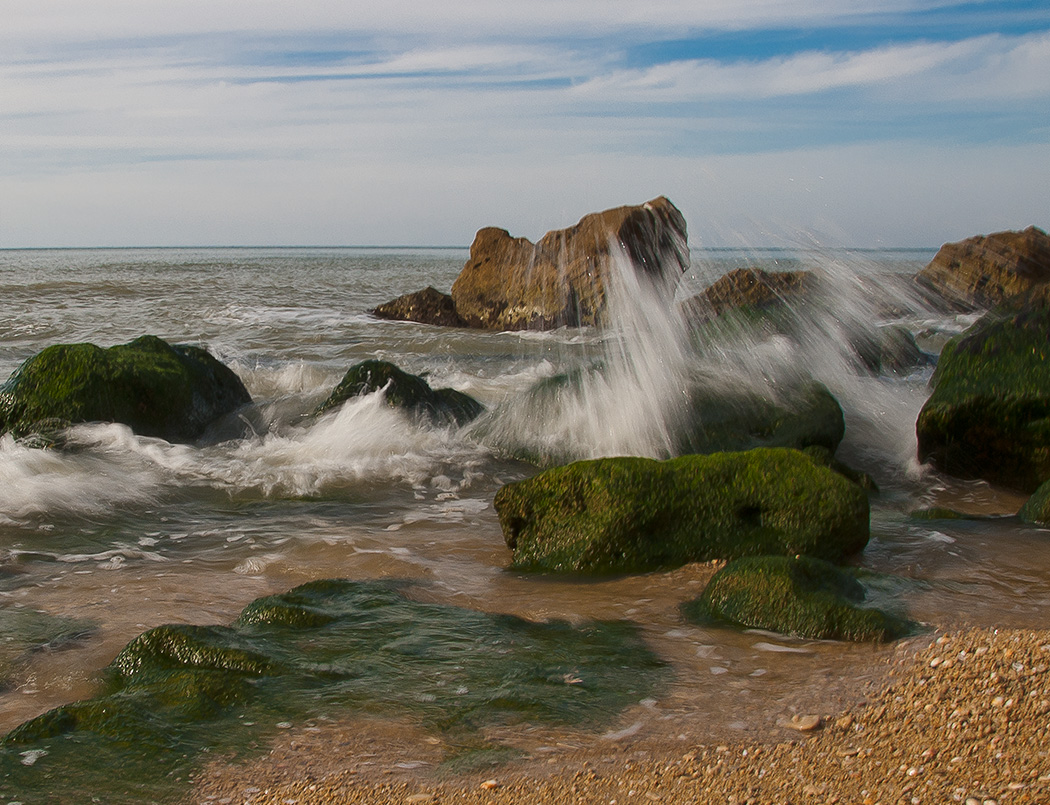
[682,555,911,642]
[316,359,483,427]
[494,448,869,574]
[916,302,1050,492]
[685,268,817,318]
[1020,480,1050,525]
[0,335,250,443]
[449,196,689,330]
[371,286,465,327]
[915,226,1050,309]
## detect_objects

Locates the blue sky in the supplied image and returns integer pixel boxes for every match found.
[2,1,1048,248]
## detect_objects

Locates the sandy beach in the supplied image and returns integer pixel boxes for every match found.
[191,626,1050,804]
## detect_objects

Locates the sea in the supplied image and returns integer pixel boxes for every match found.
[2,245,1049,799]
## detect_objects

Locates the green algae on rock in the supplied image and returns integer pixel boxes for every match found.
[495,448,870,574]
[916,302,1050,492]
[1,579,664,804]
[683,555,913,642]
[316,359,483,427]
[0,334,250,443]
[1020,479,1050,525]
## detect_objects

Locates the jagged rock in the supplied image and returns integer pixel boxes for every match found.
[916,301,1050,492]
[915,226,1050,309]
[316,359,483,427]
[495,448,870,574]
[0,335,250,443]
[371,286,465,327]
[682,555,913,642]
[449,196,689,330]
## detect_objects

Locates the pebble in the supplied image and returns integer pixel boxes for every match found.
[787,714,822,732]
[479,779,500,790]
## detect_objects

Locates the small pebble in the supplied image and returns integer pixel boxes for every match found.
[479,779,500,790]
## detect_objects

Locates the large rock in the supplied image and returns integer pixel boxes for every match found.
[683,268,817,319]
[495,448,870,574]
[0,335,250,443]
[915,226,1050,309]
[450,196,689,330]
[916,302,1050,492]
[682,555,912,642]
[371,286,466,327]
[316,359,483,427]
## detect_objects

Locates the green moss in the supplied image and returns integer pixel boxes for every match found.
[495,447,869,574]
[916,303,1050,492]
[315,360,483,427]
[1020,479,1050,525]
[0,335,250,443]
[683,555,914,642]
[2,579,664,804]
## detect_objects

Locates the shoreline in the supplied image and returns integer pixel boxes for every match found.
[191,626,1050,805]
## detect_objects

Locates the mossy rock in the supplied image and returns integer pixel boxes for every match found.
[2,579,664,803]
[916,302,1050,492]
[495,448,870,574]
[850,325,931,375]
[682,555,913,642]
[1020,479,1050,525]
[316,360,483,427]
[0,335,250,443]
[680,382,845,456]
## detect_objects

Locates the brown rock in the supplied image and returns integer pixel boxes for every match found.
[914,226,1050,309]
[684,268,817,318]
[449,197,689,330]
[371,286,465,327]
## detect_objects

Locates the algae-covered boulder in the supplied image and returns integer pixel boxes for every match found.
[0,335,250,443]
[682,555,912,642]
[495,448,870,574]
[1020,479,1050,525]
[2,579,664,803]
[916,302,1050,492]
[316,359,483,427]
[680,382,845,456]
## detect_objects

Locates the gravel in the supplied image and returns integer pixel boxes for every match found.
[190,627,1050,805]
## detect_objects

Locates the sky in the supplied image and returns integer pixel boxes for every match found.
[2,1,1048,248]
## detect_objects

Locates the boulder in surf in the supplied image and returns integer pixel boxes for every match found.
[495,447,870,574]
[0,335,250,443]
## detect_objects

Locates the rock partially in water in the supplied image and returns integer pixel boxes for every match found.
[371,286,466,328]
[681,268,817,320]
[682,555,913,642]
[915,226,1050,310]
[1,579,665,803]
[450,196,689,330]
[849,325,932,376]
[495,448,870,574]
[0,335,250,443]
[316,359,483,427]
[1019,480,1050,525]
[916,301,1050,492]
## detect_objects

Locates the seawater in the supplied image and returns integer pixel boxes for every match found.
[2,246,1050,790]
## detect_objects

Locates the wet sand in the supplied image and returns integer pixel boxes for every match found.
[191,627,1050,804]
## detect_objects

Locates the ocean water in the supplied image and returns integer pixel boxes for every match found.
[2,246,1049,797]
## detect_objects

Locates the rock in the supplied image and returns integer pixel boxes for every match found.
[370,286,466,327]
[916,301,1050,492]
[682,555,913,642]
[682,268,817,319]
[494,448,870,574]
[849,325,931,376]
[914,226,1050,310]
[679,382,845,456]
[1019,479,1050,525]
[315,360,483,427]
[0,335,250,443]
[450,196,689,330]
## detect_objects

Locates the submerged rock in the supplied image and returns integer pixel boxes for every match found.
[1,579,664,803]
[495,448,870,574]
[449,196,689,330]
[0,335,250,443]
[316,359,483,427]
[915,226,1050,310]
[916,301,1050,492]
[682,555,912,642]
[371,286,466,327]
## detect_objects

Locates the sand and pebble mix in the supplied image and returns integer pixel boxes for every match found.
[192,627,1050,804]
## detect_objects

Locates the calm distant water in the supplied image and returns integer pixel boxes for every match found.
[2,246,1049,796]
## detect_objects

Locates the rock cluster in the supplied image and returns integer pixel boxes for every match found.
[372,197,689,330]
